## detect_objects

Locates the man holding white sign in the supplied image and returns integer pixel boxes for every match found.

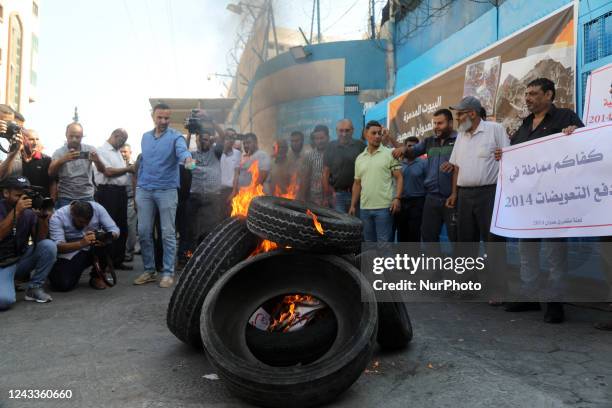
[494,78,585,323]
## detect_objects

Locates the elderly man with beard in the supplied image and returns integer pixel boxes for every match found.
[49,123,106,209]
[447,96,509,299]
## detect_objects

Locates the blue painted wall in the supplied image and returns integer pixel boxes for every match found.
[232,39,387,140]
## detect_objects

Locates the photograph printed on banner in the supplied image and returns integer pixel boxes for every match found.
[495,45,574,135]
[463,56,501,118]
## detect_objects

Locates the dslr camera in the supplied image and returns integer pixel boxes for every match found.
[24,187,54,210]
[94,230,114,245]
[185,109,214,135]
[0,121,22,154]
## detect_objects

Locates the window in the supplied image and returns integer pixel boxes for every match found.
[7,14,23,111]
[584,11,612,64]
[32,1,38,17]
[30,34,38,86]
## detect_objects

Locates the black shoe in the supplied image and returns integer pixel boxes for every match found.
[504,302,541,312]
[544,302,564,323]
[115,263,134,271]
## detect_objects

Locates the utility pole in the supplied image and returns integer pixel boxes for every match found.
[370,0,376,40]
[73,107,79,123]
[316,0,321,43]
[385,0,396,97]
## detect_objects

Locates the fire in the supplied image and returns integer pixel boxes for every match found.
[274,173,298,200]
[268,294,316,333]
[306,209,324,235]
[231,160,265,217]
[250,239,279,257]
[185,250,193,259]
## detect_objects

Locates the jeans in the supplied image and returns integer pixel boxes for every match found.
[49,246,110,292]
[334,191,353,214]
[0,240,57,310]
[395,196,425,242]
[518,238,567,300]
[55,196,94,210]
[360,208,394,242]
[136,188,178,277]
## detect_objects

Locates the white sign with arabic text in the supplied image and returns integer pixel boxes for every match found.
[491,123,612,238]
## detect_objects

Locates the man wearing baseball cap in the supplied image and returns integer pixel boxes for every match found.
[0,176,57,310]
[447,96,510,299]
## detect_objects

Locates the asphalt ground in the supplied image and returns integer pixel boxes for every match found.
[1,255,611,408]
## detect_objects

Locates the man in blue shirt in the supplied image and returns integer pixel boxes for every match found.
[395,137,427,242]
[133,103,194,288]
[49,200,119,291]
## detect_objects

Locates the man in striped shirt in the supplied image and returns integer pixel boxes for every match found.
[298,124,331,206]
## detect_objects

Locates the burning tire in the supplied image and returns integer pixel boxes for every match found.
[246,196,362,254]
[166,217,260,349]
[377,301,413,350]
[200,251,377,408]
[350,252,414,350]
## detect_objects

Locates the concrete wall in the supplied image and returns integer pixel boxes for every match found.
[231,39,387,152]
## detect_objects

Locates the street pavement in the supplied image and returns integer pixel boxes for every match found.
[1,255,611,408]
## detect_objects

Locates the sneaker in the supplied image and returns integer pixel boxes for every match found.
[24,287,53,303]
[133,271,158,285]
[159,276,175,288]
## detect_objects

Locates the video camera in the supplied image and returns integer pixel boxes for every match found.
[24,186,53,210]
[94,230,114,245]
[0,121,22,154]
[185,109,215,135]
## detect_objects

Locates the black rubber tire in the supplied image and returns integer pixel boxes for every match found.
[246,196,362,254]
[200,251,377,408]
[350,252,414,350]
[377,301,413,350]
[245,309,338,367]
[166,216,260,349]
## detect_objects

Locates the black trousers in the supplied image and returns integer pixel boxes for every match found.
[421,194,457,243]
[48,247,110,292]
[95,185,128,266]
[457,185,507,295]
[395,196,425,242]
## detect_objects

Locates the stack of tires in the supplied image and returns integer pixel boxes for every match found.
[167,196,413,408]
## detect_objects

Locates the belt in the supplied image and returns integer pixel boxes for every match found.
[334,187,352,193]
[98,185,127,191]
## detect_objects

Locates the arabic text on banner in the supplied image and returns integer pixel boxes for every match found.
[582,62,612,126]
[491,123,612,238]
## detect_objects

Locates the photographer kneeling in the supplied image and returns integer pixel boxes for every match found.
[0,176,56,310]
[49,200,119,291]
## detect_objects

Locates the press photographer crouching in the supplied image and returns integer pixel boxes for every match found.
[0,176,56,310]
[48,201,119,291]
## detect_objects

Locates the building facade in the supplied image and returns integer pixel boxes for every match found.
[0,0,39,115]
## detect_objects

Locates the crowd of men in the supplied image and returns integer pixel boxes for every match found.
[0,78,610,330]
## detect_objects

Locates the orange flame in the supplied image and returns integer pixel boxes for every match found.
[268,294,315,332]
[231,160,265,217]
[185,250,193,259]
[273,173,298,200]
[306,209,324,235]
[250,239,279,257]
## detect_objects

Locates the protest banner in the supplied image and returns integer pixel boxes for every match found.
[491,123,612,238]
[582,62,612,126]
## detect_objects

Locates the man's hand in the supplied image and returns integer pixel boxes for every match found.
[440,162,454,173]
[494,148,503,161]
[392,146,405,160]
[9,133,23,153]
[80,231,97,247]
[185,157,195,169]
[89,150,103,164]
[62,149,80,163]
[15,195,32,216]
[348,206,356,216]
[445,193,457,209]
[390,198,401,215]
[0,120,7,134]
[562,125,578,135]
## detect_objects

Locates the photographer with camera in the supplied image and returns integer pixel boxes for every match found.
[48,200,119,291]
[49,122,106,209]
[0,176,56,310]
[0,129,55,201]
[0,104,24,175]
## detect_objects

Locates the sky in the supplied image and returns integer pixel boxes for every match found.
[28,0,372,156]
